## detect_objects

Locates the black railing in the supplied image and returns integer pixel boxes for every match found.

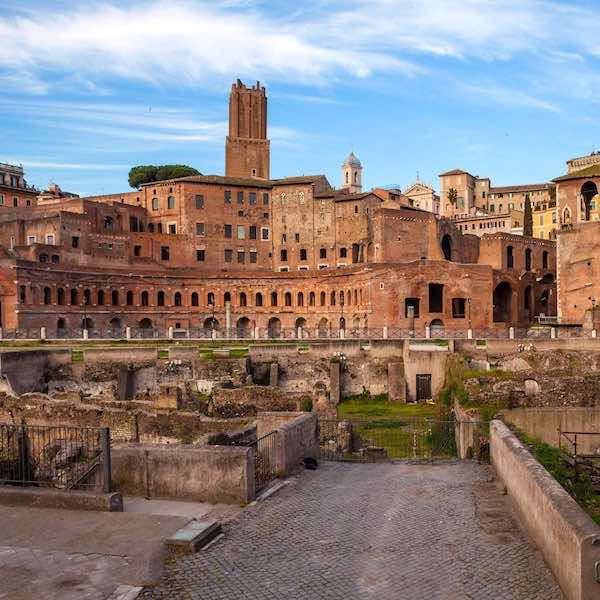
[0,423,112,492]
[559,430,600,458]
[247,431,278,492]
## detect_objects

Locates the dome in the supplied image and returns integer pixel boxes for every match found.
[342,152,362,168]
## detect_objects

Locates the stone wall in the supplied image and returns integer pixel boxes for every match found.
[500,407,600,455]
[490,420,600,600]
[112,443,254,504]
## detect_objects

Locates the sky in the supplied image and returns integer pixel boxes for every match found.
[2,0,600,196]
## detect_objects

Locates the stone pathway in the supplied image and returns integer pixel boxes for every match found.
[142,461,563,600]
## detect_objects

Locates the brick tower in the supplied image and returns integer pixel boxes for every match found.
[225,80,270,179]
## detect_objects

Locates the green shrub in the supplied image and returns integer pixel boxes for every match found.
[300,398,313,412]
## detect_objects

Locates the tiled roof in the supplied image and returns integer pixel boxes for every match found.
[490,183,552,193]
[439,169,470,177]
[271,175,327,185]
[142,175,273,188]
[553,164,600,182]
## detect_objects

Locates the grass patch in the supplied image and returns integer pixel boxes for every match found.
[157,349,169,360]
[516,431,600,525]
[71,350,84,363]
[337,392,438,419]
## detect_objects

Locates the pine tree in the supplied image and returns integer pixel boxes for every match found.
[523,194,533,236]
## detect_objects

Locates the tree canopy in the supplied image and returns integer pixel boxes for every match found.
[128,164,201,189]
[523,193,533,236]
[447,187,458,206]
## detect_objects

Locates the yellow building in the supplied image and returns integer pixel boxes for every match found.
[533,204,557,240]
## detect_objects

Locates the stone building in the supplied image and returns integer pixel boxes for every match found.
[402,180,439,214]
[0,162,38,209]
[0,80,557,336]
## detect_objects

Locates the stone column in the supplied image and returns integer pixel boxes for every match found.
[592,330,597,339]
[383,326,388,339]
[467,328,473,339]
[329,360,341,406]
[126,327,131,340]
[509,327,515,339]
[40,327,46,340]
[254,326,260,339]
[551,327,556,339]
[297,327,302,339]
[269,362,279,387]
[225,301,232,337]
[387,361,406,403]
[168,326,174,339]
[425,326,431,339]
[83,329,89,340]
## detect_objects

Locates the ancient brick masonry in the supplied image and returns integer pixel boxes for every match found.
[0,80,557,335]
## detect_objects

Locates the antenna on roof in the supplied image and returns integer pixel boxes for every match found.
[416,170,420,182]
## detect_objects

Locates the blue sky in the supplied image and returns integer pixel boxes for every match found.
[2,0,600,196]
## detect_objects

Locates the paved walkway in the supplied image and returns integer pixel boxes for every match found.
[142,461,563,600]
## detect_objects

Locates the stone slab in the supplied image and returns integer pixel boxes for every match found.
[0,485,123,512]
[165,519,222,554]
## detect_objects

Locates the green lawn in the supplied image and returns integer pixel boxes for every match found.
[337,394,439,419]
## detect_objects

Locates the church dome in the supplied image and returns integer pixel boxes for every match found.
[343,152,362,168]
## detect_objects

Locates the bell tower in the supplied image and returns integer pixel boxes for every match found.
[225,79,270,179]
[342,152,362,193]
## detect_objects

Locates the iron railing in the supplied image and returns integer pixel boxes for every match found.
[559,430,600,458]
[319,417,456,462]
[246,431,278,492]
[0,423,112,492]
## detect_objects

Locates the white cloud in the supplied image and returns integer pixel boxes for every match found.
[460,83,561,113]
[8,160,126,171]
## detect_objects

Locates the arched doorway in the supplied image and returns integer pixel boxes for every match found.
[441,234,452,261]
[429,319,444,334]
[203,317,219,333]
[139,318,153,338]
[236,317,252,338]
[318,317,329,338]
[339,317,346,331]
[581,181,598,221]
[493,282,513,322]
[56,318,66,338]
[267,317,282,338]
[81,317,94,330]
[108,317,122,337]
[295,317,307,336]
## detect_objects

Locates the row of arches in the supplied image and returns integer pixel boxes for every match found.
[506,246,550,271]
[32,285,366,309]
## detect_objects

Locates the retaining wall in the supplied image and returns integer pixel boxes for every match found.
[490,420,600,600]
[112,443,254,505]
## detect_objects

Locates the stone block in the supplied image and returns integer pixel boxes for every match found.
[387,361,406,403]
[165,519,222,554]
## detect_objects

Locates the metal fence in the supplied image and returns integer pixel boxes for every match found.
[319,417,456,462]
[246,431,278,492]
[1,325,597,341]
[559,430,600,458]
[0,423,112,492]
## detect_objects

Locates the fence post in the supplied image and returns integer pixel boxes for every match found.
[425,326,431,339]
[551,327,556,339]
[593,329,597,339]
[383,326,388,339]
[339,328,345,339]
[125,327,131,340]
[0,327,3,340]
[40,327,46,340]
[100,427,112,494]
[83,329,89,340]
[467,328,473,340]
[509,327,515,339]
[168,326,174,339]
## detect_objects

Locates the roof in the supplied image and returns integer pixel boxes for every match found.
[553,164,600,182]
[141,175,274,188]
[439,169,471,177]
[271,175,328,185]
[313,190,378,202]
[342,152,362,168]
[490,183,553,193]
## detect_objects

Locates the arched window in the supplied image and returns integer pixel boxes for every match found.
[111,290,119,306]
[330,291,336,306]
[271,291,278,306]
[57,288,65,305]
[83,289,91,305]
[97,289,105,306]
[43,287,51,305]
[354,171,358,183]
[141,291,149,306]
[525,248,532,271]
[157,291,165,306]
[309,292,315,307]
[224,291,231,304]
[126,291,133,306]
[285,292,292,306]
[174,292,182,307]
[70,288,78,305]
[240,292,247,307]
[207,292,215,306]
[320,291,326,306]
[39,254,48,263]
[542,250,549,270]
[51,255,59,264]
[255,292,263,307]
[191,292,199,307]
[345,171,349,184]
[297,292,304,307]
[354,289,358,304]
[340,291,345,306]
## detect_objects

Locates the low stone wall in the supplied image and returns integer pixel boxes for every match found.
[500,407,600,455]
[490,420,600,600]
[112,443,254,505]
[256,411,318,476]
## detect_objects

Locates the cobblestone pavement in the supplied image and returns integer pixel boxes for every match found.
[142,461,563,599]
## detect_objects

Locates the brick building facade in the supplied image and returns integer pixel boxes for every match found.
[0,81,557,336]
